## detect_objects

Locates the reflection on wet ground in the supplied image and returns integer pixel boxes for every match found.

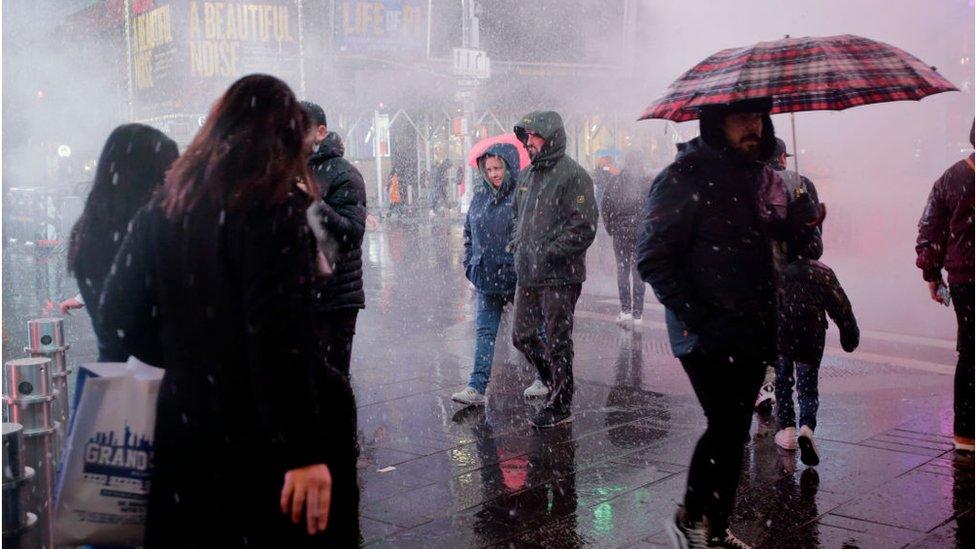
[8,220,972,547]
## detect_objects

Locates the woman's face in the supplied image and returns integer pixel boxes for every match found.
[484,156,505,188]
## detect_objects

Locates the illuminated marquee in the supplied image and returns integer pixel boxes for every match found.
[128,0,302,120]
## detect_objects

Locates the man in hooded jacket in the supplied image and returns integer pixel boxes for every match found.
[302,102,368,379]
[510,111,598,428]
[638,97,817,548]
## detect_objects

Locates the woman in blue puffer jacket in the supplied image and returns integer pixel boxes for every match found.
[451,143,547,405]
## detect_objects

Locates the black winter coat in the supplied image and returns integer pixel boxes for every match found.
[99,192,359,547]
[307,132,368,311]
[776,168,824,262]
[511,111,598,287]
[779,258,859,365]
[74,245,128,362]
[637,136,786,360]
[601,168,651,240]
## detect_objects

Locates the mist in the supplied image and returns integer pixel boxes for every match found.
[2,0,973,341]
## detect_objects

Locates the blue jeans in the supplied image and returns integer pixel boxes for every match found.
[469,292,513,394]
[774,356,820,431]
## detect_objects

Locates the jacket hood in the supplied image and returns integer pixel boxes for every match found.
[674,136,722,165]
[310,131,344,164]
[697,98,776,162]
[514,111,566,168]
[477,142,520,198]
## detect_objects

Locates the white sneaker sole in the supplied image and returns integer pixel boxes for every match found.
[665,519,690,549]
[451,395,485,406]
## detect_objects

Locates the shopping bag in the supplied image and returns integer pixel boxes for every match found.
[53,357,163,546]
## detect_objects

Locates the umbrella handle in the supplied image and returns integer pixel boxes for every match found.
[790,112,800,179]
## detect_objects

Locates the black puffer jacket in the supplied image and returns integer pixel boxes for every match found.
[511,111,598,287]
[779,258,859,365]
[307,132,368,311]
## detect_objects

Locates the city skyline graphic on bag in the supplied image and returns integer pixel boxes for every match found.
[83,424,154,488]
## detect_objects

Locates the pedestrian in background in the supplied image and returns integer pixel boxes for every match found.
[63,123,178,361]
[601,149,652,326]
[302,102,368,380]
[387,168,403,218]
[915,121,975,456]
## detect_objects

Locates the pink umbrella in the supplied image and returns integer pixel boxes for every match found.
[466,133,531,170]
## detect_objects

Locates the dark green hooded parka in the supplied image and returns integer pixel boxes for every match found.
[511,111,598,287]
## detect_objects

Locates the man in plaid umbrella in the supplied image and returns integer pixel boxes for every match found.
[638,97,818,549]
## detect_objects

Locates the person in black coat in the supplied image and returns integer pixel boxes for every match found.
[773,230,859,465]
[754,136,826,416]
[601,150,652,324]
[62,124,178,361]
[637,97,819,547]
[302,101,368,379]
[99,75,359,547]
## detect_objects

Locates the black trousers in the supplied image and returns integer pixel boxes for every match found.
[950,283,974,439]
[513,284,583,412]
[679,350,767,535]
[315,309,360,378]
[611,234,645,318]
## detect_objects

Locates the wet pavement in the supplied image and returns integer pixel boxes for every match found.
[5,219,972,548]
[350,220,972,548]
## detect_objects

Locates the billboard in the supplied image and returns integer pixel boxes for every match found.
[129,0,303,120]
[333,0,427,60]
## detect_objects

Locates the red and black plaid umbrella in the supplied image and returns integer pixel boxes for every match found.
[639,34,957,122]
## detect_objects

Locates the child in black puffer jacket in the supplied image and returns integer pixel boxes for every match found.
[774,248,859,466]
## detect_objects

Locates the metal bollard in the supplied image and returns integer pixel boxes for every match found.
[26,318,66,351]
[24,317,72,466]
[3,358,54,433]
[3,359,56,549]
[3,423,39,549]
[23,348,70,461]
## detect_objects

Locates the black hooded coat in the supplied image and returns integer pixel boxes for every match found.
[511,111,598,287]
[637,100,817,359]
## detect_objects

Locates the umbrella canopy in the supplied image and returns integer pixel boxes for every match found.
[467,133,531,169]
[639,34,958,122]
[593,147,623,159]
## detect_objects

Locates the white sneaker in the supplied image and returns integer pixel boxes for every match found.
[754,382,775,415]
[633,317,643,326]
[523,379,549,398]
[451,386,486,406]
[616,312,633,324]
[775,427,797,450]
[665,509,710,549]
[797,425,820,466]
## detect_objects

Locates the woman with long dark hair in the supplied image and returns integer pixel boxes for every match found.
[62,124,179,361]
[99,74,359,547]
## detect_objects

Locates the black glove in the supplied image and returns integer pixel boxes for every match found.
[840,330,859,353]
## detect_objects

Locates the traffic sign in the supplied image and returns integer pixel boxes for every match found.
[453,48,491,79]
